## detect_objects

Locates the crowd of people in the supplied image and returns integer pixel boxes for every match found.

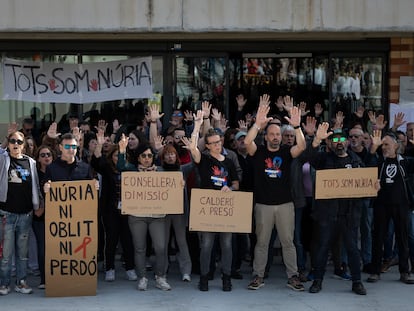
[1,94,414,297]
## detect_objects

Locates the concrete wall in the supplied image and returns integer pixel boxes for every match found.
[0,0,414,35]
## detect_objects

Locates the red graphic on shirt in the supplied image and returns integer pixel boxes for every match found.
[212,165,222,176]
[265,158,274,168]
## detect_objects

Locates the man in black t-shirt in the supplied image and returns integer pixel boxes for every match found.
[244,94,306,292]
[367,132,414,285]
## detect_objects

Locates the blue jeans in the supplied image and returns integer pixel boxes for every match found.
[199,232,232,276]
[0,210,33,286]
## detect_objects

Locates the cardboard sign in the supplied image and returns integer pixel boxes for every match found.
[315,167,378,199]
[45,180,98,297]
[121,171,184,215]
[189,188,253,233]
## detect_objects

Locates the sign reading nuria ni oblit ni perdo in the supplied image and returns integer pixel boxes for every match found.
[45,180,98,297]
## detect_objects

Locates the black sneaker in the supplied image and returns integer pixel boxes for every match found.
[352,281,367,295]
[309,279,322,293]
[199,275,209,291]
[367,274,380,283]
[231,270,243,280]
[287,275,305,291]
[222,274,232,292]
[400,273,414,284]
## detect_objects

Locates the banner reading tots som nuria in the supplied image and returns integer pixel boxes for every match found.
[1,57,153,103]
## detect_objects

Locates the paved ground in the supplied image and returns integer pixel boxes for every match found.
[1,257,413,311]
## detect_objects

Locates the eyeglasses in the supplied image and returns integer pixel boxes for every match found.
[63,144,77,150]
[207,140,221,146]
[349,135,361,139]
[40,152,51,158]
[140,153,153,159]
[332,137,347,143]
[172,112,183,117]
[8,138,24,145]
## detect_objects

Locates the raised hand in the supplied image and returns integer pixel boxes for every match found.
[284,106,301,127]
[375,114,387,130]
[314,103,323,117]
[211,108,221,122]
[96,128,105,145]
[184,110,194,122]
[302,116,317,136]
[97,119,108,132]
[283,95,294,113]
[254,104,273,129]
[370,129,383,149]
[238,120,248,132]
[393,112,406,130]
[333,111,344,129]
[47,122,60,139]
[315,122,333,141]
[299,101,310,116]
[201,101,212,120]
[259,94,271,108]
[118,133,129,153]
[153,135,164,151]
[148,104,164,122]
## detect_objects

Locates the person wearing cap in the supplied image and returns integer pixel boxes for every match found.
[245,94,306,292]
[305,124,380,295]
[367,132,414,285]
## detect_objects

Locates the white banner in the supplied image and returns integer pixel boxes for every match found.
[2,57,153,104]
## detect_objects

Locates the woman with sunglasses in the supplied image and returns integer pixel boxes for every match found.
[0,124,43,295]
[31,145,55,290]
[117,134,171,291]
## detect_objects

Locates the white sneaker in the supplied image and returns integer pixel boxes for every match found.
[138,277,148,291]
[155,275,171,291]
[14,280,33,294]
[0,285,10,295]
[182,274,191,282]
[105,269,115,282]
[126,269,138,281]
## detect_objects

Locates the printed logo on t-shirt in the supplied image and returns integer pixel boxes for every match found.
[264,156,282,178]
[385,163,397,184]
[9,166,29,183]
[210,165,228,187]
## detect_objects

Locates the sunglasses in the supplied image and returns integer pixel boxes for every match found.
[8,138,24,145]
[172,112,183,117]
[63,144,77,150]
[332,137,347,143]
[140,153,153,159]
[207,140,221,146]
[40,152,52,158]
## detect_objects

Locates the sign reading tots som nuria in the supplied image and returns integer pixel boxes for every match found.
[1,57,153,103]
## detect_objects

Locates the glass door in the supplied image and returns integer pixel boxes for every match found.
[174,55,227,113]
